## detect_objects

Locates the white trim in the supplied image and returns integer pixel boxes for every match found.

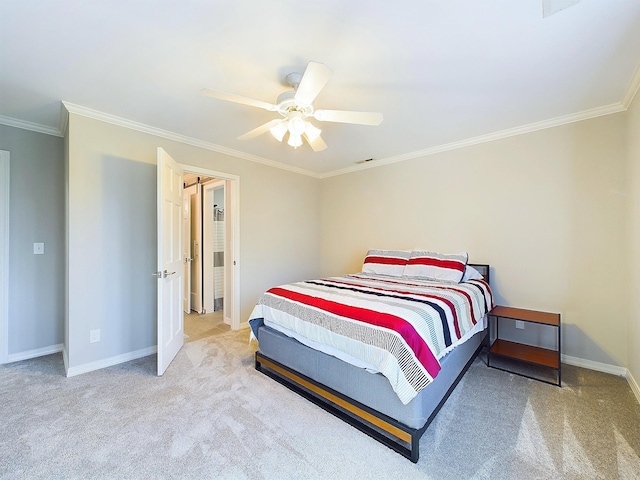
[66,345,157,378]
[181,164,241,331]
[0,151,9,364]
[621,62,640,109]
[5,344,63,364]
[62,344,68,373]
[62,102,320,178]
[562,353,627,377]
[62,100,627,180]
[58,103,69,136]
[0,115,63,137]
[562,355,640,405]
[4,92,632,180]
[627,370,640,405]
[320,102,626,178]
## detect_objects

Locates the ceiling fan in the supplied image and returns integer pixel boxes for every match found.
[201,61,383,152]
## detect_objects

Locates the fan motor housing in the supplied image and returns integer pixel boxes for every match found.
[276,90,313,117]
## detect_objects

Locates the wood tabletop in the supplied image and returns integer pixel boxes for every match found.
[490,305,560,326]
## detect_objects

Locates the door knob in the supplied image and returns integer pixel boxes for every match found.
[152,270,177,278]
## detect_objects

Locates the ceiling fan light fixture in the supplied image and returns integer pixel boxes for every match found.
[304,122,321,143]
[287,132,303,148]
[269,121,287,142]
[202,61,383,153]
[287,113,306,136]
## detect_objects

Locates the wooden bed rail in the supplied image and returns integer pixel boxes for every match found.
[255,337,486,463]
[255,351,421,461]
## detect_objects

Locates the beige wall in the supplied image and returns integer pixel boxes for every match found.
[67,114,320,371]
[60,92,639,377]
[320,113,629,366]
[627,91,640,385]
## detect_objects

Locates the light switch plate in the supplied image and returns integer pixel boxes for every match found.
[33,243,44,255]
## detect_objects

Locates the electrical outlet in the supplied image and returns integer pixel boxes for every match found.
[515,320,525,330]
[90,329,100,343]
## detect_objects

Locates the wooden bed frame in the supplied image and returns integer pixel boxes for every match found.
[254,264,491,463]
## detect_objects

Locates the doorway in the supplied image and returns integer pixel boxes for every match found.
[157,151,240,375]
[180,165,240,340]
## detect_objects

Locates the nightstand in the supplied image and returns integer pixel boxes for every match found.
[487,305,561,386]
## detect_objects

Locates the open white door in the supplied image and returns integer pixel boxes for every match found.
[203,180,224,314]
[182,189,191,314]
[188,184,203,313]
[156,147,184,376]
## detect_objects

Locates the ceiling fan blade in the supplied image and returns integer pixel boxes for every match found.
[201,88,277,111]
[313,109,383,126]
[294,62,333,105]
[306,134,327,152]
[237,119,282,140]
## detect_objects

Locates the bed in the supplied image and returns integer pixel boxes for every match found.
[248,250,493,462]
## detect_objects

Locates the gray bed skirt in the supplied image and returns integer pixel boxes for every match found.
[254,322,487,462]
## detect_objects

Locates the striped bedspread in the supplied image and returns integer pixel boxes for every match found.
[249,274,493,404]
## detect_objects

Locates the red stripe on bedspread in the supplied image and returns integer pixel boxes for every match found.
[348,275,490,326]
[322,278,466,337]
[423,285,477,325]
[268,287,442,379]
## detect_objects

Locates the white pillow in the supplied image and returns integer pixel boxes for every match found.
[462,265,484,282]
[403,250,468,283]
[362,249,411,277]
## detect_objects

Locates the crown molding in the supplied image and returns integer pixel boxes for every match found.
[2,92,633,180]
[61,102,321,179]
[0,115,63,137]
[58,103,69,136]
[319,102,626,179]
[621,62,640,109]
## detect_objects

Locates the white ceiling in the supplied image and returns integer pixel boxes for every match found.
[1,0,639,177]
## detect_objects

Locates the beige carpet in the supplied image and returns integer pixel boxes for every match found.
[1,328,639,479]
[184,310,229,343]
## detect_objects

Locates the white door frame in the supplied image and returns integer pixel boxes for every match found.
[182,165,240,330]
[185,184,203,313]
[0,151,9,364]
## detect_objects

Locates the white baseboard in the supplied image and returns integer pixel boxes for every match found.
[561,354,627,376]
[66,346,157,378]
[562,354,640,405]
[4,343,63,364]
[6,339,639,405]
[627,370,640,405]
